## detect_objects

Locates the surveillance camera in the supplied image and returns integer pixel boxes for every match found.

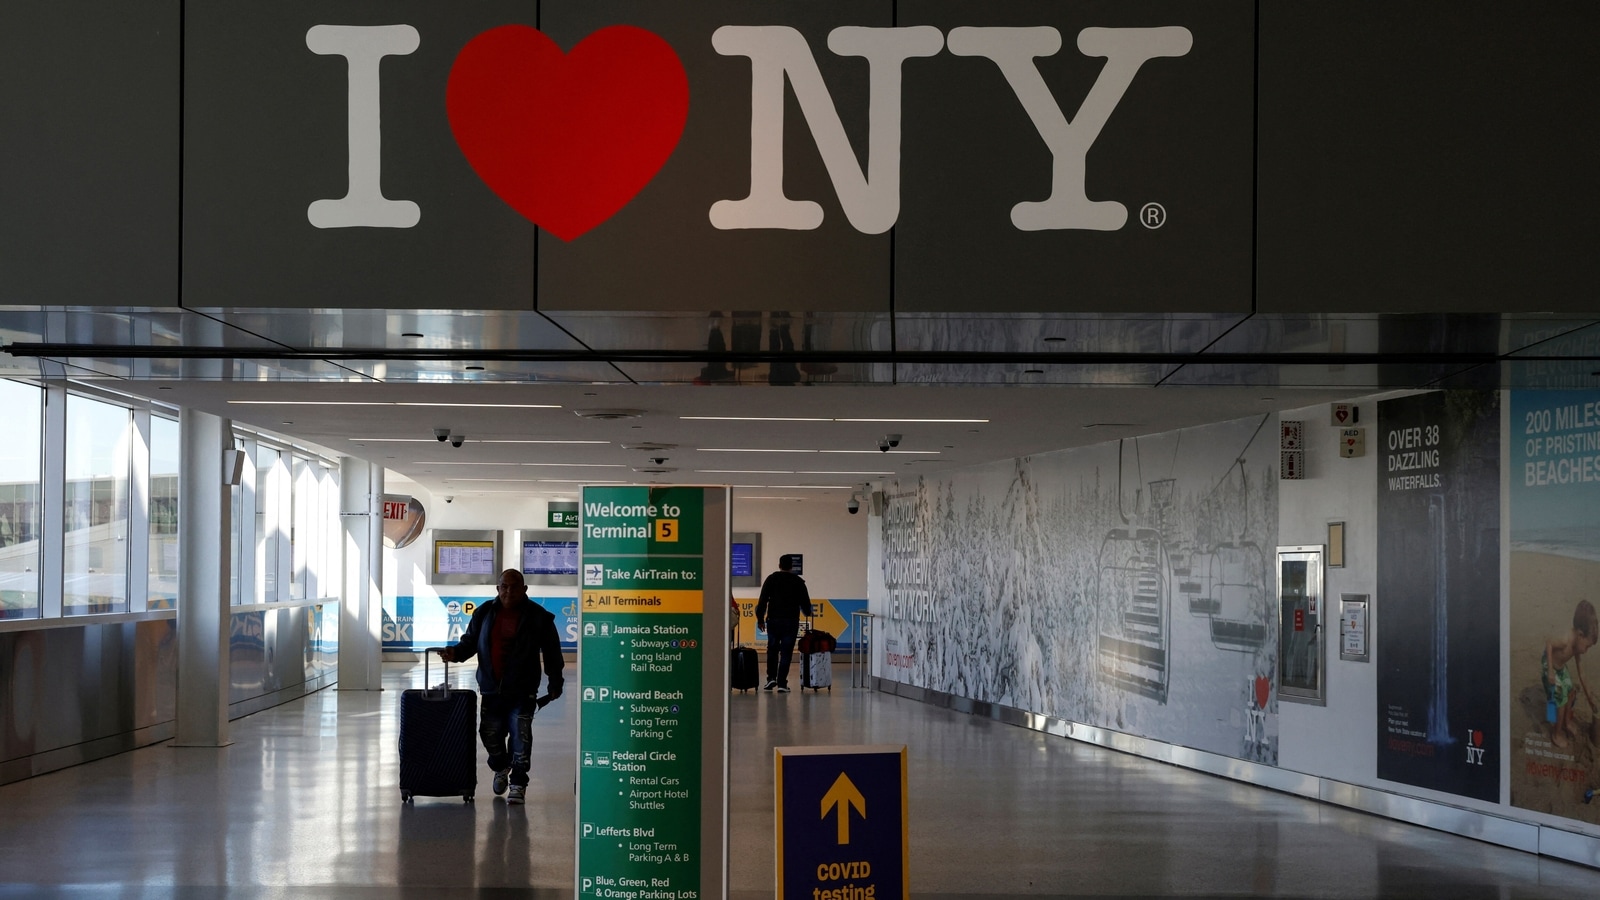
[886,433,902,448]
[650,457,668,465]
[847,498,860,514]
[449,435,465,448]
[444,496,454,504]
[877,438,891,452]
[433,428,449,442]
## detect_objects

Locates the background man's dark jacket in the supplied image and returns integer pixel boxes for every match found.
[446,598,565,699]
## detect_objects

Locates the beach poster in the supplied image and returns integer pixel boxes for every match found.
[1510,390,1600,821]
[1375,391,1500,802]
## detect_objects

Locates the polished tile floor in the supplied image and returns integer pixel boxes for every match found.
[2,661,1600,899]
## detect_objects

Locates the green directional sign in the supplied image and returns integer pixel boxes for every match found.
[581,486,705,556]
[549,502,580,528]
[578,485,723,900]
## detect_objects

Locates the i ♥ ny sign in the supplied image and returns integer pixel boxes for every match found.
[183,1,1253,313]
[309,21,1190,240]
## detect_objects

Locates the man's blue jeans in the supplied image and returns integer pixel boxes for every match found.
[479,694,535,786]
[766,620,799,686]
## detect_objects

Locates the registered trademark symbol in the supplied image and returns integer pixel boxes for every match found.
[1140,203,1167,229]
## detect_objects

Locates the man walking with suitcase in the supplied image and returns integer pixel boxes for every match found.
[434,569,564,804]
[755,554,812,693]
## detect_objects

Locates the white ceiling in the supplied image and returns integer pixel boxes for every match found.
[111,378,1362,501]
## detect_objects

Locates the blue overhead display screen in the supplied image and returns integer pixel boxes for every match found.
[731,542,755,578]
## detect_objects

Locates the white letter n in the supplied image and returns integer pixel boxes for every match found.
[710,25,943,234]
[947,26,1192,231]
[305,25,421,229]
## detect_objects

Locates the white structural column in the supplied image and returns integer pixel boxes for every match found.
[174,410,233,747]
[338,457,384,690]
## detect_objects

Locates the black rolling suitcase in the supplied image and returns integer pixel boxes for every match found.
[798,618,836,692]
[398,653,478,803]
[731,612,760,692]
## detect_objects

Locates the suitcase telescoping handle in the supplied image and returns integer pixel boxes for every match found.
[424,648,452,698]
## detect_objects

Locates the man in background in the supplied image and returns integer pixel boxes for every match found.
[755,554,812,692]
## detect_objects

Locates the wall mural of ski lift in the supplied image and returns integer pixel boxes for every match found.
[1095,526,1171,704]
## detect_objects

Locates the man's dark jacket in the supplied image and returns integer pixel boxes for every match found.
[755,570,813,628]
[446,598,565,699]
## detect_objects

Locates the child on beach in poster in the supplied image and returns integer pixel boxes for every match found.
[1544,599,1599,749]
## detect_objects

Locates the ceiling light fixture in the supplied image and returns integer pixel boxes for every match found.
[698,448,936,455]
[573,408,645,419]
[352,438,607,444]
[415,461,625,468]
[228,401,560,409]
[681,416,987,423]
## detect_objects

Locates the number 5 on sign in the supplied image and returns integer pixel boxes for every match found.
[655,519,679,542]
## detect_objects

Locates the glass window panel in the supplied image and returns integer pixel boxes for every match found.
[64,395,131,616]
[147,416,180,611]
[231,437,246,606]
[0,380,43,620]
[291,456,310,600]
[256,445,280,603]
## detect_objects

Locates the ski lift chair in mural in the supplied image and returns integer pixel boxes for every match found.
[1095,526,1172,704]
[1203,542,1270,652]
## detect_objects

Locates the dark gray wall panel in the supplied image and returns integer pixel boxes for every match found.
[1258,2,1600,313]
[0,2,180,307]
[896,1,1256,313]
[183,2,538,310]
[537,0,892,312]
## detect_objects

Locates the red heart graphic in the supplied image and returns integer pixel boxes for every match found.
[1254,676,1270,709]
[1472,730,1483,747]
[1336,410,1348,423]
[447,25,689,241]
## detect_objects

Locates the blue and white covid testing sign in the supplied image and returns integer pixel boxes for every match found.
[775,745,907,900]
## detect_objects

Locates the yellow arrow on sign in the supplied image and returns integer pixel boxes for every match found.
[812,599,849,642]
[820,773,867,845]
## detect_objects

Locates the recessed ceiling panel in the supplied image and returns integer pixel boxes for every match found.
[189,309,587,353]
[893,313,1242,354]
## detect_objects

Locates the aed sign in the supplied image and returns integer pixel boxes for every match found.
[180,0,1254,314]
[775,745,908,900]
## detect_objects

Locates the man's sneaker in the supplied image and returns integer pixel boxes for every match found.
[776,685,791,693]
[762,679,778,691]
[492,769,510,796]
[507,785,526,805]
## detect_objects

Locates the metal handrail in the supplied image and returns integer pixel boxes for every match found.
[850,611,876,689]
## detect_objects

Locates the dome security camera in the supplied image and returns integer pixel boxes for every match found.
[847,497,860,514]
[650,457,668,465]
[433,428,450,442]
[444,495,454,504]
[885,433,902,448]
[449,435,465,448]
[877,438,891,452]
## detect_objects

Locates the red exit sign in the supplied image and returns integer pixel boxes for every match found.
[383,501,408,520]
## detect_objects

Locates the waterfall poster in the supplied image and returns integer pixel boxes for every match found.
[1375,391,1500,801]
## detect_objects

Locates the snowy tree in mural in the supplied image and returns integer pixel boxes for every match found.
[880,414,1280,764]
